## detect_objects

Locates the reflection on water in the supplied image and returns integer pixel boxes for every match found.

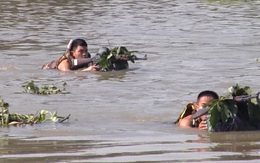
[95,70,128,81]
[1,132,260,162]
[0,0,260,162]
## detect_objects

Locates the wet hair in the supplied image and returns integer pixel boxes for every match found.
[197,90,219,101]
[70,39,88,51]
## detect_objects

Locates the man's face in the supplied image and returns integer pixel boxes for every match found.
[196,96,214,110]
[71,45,88,58]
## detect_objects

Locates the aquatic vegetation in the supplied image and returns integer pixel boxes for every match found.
[22,81,69,95]
[95,46,147,71]
[0,97,70,126]
[206,84,260,132]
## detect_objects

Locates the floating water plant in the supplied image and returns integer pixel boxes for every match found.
[94,46,147,71]
[0,97,70,126]
[22,81,69,95]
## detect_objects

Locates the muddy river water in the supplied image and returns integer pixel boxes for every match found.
[0,0,260,162]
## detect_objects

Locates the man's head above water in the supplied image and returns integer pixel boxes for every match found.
[195,90,219,110]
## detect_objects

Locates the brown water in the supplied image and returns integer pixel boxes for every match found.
[0,0,260,162]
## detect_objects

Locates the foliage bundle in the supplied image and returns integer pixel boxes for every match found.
[22,81,69,95]
[95,46,145,71]
[206,84,260,132]
[0,97,70,126]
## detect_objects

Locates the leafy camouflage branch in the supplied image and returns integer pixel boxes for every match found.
[95,46,147,71]
[207,84,260,132]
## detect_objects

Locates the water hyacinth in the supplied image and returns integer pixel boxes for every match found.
[22,81,69,95]
[0,97,70,126]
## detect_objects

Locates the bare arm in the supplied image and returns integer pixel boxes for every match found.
[70,58,92,70]
[82,64,101,71]
[57,60,71,72]
[179,115,192,128]
[57,58,93,71]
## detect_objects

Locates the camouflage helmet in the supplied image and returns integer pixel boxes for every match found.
[97,47,110,57]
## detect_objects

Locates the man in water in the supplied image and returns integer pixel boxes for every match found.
[175,90,219,130]
[42,39,146,72]
[42,39,99,71]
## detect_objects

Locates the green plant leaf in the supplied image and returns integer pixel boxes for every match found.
[206,84,260,132]
[209,102,221,127]
[96,46,138,71]
[22,81,69,95]
[0,96,70,126]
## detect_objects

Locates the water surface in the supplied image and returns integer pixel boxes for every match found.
[0,0,260,162]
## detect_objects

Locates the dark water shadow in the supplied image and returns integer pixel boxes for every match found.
[93,68,140,81]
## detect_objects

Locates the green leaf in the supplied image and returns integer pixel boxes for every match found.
[96,46,138,71]
[22,81,69,95]
[232,84,253,96]
[0,97,9,108]
[207,98,238,132]
[206,84,260,132]
[0,108,69,126]
[209,102,221,127]
[220,102,229,123]
[4,114,9,125]
[248,99,260,126]
[39,110,48,122]
[106,52,113,60]
[257,94,260,107]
